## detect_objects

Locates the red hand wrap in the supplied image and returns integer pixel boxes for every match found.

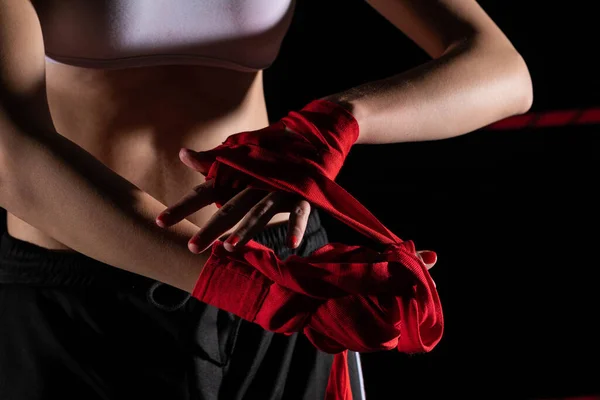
[191,99,444,400]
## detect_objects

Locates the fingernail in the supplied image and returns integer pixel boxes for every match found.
[188,241,201,254]
[227,234,240,246]
[224,234,241,252]
[180,148,197,159]
[420,251,437,265]
[155,212,169,227]
[289,235,299,248]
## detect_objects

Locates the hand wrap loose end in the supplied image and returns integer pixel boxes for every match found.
[191,100,444,400]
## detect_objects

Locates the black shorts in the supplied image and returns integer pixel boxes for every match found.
[0,209,365,400]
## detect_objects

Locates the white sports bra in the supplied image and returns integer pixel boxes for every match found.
[33,0,295,71]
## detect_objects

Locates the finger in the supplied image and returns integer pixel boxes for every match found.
[286,199,311,249]
[156,180,217,227]
[223,192,285,252]
[188,188,266,253]
[417,250,438,270]
[179,148,209,174]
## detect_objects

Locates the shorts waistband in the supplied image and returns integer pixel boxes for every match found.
[244,207,326,260]
[0,209,327,289]
[0,231,149,289]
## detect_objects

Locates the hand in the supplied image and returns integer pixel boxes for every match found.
[156,148,439,271]
[156,148,312,254]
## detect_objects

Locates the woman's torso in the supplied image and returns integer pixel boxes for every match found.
[7,0,295,250]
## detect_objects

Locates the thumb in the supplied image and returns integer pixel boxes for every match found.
[179,148,210,174]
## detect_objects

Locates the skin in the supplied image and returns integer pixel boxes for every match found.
[0,0,531,292]
[158,0,533,256]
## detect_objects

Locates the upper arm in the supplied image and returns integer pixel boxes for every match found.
[365,0,517,58]
[0,0,54,132]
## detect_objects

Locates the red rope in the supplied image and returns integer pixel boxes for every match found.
[486,107,600,130]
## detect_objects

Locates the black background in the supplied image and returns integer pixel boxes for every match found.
[263,1,599,399]
[1,1,598,399]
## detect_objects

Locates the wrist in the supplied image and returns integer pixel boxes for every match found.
[291,98,360,161]
[319,94,369,144]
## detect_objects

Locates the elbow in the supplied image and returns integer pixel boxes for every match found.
[511,51,534,115]
[487,47,533,120]
[0,115,8,202]
[0,110,21,208]
[0,142,9,208]
[469,36,534,118]
[0,129,10,208]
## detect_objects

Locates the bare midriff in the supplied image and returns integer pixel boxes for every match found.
[7,62,290,250]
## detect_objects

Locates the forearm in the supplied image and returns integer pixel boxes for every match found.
[0,114,205,292]
[326,37,533,145]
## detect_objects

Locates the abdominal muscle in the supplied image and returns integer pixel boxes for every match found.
[6,62,290,250]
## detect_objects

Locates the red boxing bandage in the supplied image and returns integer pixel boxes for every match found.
[191,100,444,400]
